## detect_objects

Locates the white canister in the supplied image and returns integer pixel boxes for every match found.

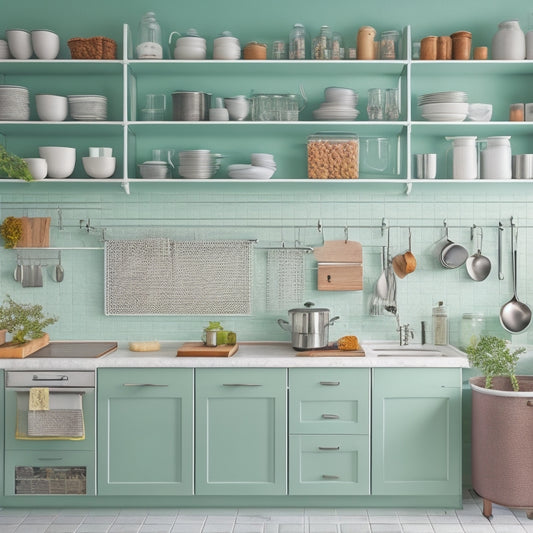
[480,136,512,180]
[446,136,478,180]
[491,20,525,60]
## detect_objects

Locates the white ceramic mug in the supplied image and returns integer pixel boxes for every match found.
[23,158,47,180]
[35,94,68,121]
[6,29,33,59]
[31,29,60,60]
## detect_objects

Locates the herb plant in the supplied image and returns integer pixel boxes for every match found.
[466,335,525,391]
[0,145,33,182]
[0,295,58,344]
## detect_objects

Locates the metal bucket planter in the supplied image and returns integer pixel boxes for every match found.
[470,375,533,519]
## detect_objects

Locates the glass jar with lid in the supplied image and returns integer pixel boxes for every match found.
[312,26,332,60]
[380,30,400,59]
[307,133,359,179]
[460,313,485,350]
[137,12,163,59]
[289,23,306,59]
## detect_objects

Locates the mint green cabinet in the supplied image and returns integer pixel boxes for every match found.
[372,368,462,497]
[288,368,370,495]
[195,368,287,495]
[97,368,193,496]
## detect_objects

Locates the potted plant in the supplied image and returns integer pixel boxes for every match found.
[466,335,533,519]
[0,144,33,181]
[0,295,57,358]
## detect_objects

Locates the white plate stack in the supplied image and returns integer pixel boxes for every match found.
[68,94,108,121]
[0,85,30,121]
[313,87,359,121]
[418,91,468,122]
[228,153,276,180]
[0,40,10,59]
[178,150,221,179]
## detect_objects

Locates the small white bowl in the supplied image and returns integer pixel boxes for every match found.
[209,108,229,121]
[38,146,76,178]
[23,157,47,180]
[35,94,68,121]
[467,103,493,122]
[82,156,116,179]
[31,29,60,60]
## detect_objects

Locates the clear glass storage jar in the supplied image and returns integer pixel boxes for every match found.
[137,12,163,59]
[312,25,332,60]
[289,23,306,59]
[307,133,359,179]
[380,30,400,59]
[460,313,485,350]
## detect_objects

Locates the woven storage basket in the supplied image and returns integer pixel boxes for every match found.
[67,36,117,59]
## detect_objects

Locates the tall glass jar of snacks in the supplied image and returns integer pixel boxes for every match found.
[313,25,332,60]
[289,23,306,59]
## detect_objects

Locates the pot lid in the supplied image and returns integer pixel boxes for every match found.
[288,302,330,313]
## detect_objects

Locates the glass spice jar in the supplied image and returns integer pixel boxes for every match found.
[313,25,332,60]
[380,30,400,59]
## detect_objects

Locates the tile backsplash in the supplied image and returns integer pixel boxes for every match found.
[1,183,532,346]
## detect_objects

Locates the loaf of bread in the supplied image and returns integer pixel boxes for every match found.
[336,336,360,351]
[128,341,161,352]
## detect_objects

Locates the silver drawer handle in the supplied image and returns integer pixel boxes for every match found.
[322,474,340,480]
[38,458,63,461]
[320,381,340,386]
[123,383,169,387]
[222,383,262,387]
[321,414,340,419]
[33,375,68,382]
[318,446,340,451]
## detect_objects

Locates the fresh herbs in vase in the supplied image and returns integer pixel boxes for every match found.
[0,295,57,344]
[466,334,525,391]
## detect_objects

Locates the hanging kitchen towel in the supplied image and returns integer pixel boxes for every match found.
[28,387,49,411]
[105,238,253,315]
[16,391,85,440]
[266,249,305,311]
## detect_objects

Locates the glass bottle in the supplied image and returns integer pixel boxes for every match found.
[289,23,306,60]
[432,301,449,345]
[312,25,332,60]
[332,32,344,60]
[460,313,485,350]
[137,12,163,59]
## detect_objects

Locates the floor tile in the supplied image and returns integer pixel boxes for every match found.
[170,524,203,533]
[108,525,141,533]
[308,524,338,533]
[400,525,435,533]
[12,526,50,533]
[431,525,465,533]
[0,526,16,533]
[137,525,172,533]
[143,517,176,525]
[278,525,306,533]
[44,525,81,533]
[233,525,264,533]
[460,524,496,533]
[200,524,234,533]
[339,525,371,533]
[76,525,112,533]
[369,525,402,533]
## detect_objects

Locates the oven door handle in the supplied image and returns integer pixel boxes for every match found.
[32,374,69,382]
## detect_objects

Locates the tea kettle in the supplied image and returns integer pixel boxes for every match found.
[169,28,207,60]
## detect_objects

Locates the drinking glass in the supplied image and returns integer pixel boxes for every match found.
[385,88,400,120]
[367,88,385,120]
[141,93,166,121]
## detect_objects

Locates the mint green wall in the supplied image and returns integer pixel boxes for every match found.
[3,0,533,345]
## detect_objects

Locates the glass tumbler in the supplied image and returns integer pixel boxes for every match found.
[141,93,166,121]
[385,88,400,120]
[367,88,385,120]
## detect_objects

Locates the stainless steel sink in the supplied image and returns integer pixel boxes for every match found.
[361,342,464,358]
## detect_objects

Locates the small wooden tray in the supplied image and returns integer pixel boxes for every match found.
[0,333,50,359]
[296,348,365,357]
[177,342,239,357]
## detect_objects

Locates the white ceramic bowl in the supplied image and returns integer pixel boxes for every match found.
[31,29,60,60]
[6,29,32,59]
[35,94,68,121]
[467,103,493,122]
[224,97,249,120]
[23,157,47,180]
[82,156,116,179]
[38,146,76,178]
[209,108,229,121]
[419,103,469,114]
[138,162,169,179]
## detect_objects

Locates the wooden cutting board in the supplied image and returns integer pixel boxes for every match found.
[177,342,239,357]
[313,240,363,263]
[17,217,51,248]
[296,348,365,357]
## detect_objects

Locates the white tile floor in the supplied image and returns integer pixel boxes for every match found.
[0,491,532,533]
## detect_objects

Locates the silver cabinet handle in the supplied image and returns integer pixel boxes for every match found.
[322,474,340,480]
[321,414,340,419]
[123,383,169,387]
[33,375,68,382]
[320,381,340,386]
[38,458,63,461]
[318,446,340,451]
[222,383,262,387]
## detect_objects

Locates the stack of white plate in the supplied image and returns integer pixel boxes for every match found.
[418,91,468,122]
[0,85,30,121]
[313,87,359,121]
[228,153,276,180]
[178,150,221,179]
[0,40,10,59]
[68,94,107,121]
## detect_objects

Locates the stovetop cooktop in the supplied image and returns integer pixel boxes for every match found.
[27,341,118,358]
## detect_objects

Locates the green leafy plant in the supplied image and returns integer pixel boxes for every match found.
[0,145,33,182]
[0,295,58,344]
[466,335,525,391]
[0,216,23,248]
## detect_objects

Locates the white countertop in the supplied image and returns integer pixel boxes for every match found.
[0,341,470,370]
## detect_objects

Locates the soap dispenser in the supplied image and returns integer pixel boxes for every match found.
[432,301,449,345]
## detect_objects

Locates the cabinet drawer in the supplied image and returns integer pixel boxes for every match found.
[289,435,370,495]
[289,368,369,434]
[5,450,95,496]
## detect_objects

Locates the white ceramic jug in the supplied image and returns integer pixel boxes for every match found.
[480,136,512,180]
[492,20,525,60]
[446,136,478,180]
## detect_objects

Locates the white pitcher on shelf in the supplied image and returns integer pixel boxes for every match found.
[445,136,478,180]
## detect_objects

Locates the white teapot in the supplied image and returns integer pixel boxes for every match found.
[169,28,206,60]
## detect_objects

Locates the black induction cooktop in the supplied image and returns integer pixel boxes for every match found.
[27,341,118,358]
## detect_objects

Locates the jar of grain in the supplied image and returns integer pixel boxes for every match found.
[307,133,359,179]
[357,26,377,60]
[380,30,400,59]
[243,41,267,60]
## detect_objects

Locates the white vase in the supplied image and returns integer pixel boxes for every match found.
[492,20,525,60]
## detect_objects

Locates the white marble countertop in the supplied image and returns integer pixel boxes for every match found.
[0,341,470,370]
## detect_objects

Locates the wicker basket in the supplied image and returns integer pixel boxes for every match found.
[67,36,117,60]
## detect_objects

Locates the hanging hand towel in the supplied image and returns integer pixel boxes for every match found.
[28,387,49,411]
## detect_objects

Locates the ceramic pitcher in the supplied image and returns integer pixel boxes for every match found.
[492,20,525,60]
[445,136,478,180]
[480,136,512,180]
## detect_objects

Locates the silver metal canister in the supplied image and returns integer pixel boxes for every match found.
[512,154,533,179]
[172,91,211,121]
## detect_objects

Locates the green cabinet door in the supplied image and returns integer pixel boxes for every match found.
[97,368,193,496]
[195,368,287,495]
[372,368,462,496]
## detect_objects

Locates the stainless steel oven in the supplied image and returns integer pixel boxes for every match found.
[4,371,96,496]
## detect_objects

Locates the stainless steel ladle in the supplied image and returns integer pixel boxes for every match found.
[466,226,491,281]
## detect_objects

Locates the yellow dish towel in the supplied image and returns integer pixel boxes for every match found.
[29,387,49,411]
